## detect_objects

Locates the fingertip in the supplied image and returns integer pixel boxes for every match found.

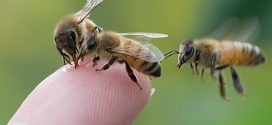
[9,59,152,125]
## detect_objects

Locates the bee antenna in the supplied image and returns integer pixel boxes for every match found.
[77,19,85,24]
[164,50,181,60]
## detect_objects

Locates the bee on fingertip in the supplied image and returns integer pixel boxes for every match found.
[78,31,168,89]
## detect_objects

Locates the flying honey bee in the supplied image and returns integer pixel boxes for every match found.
[78,30,168,89]
[165,18,266,100]
[54,0,103,68]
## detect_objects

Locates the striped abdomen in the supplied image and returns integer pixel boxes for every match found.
[115,39,162,77]
[216,41,266,66]
[125,57,161,77]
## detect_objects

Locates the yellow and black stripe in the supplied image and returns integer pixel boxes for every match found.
[217,41,266,66]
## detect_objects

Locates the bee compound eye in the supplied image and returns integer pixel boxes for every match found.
[66,30,76,40]
[87,40,97,50]
[185,46,193,56]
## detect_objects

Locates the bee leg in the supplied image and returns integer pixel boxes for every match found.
[125,62,142,90]
[210,66,217,80]
[201,68,205,82]
[78,49,85,63]
[194,50,200,75]
[92,56,100,67]
[96,56,118,72]
[190,63,195,75]
[77,49,86,64]
[195,63,199,75]
[210,53,218,79]
[57,47,71,65]
[62,57,66,65]
[62,55,71,65]
[216,65,229,70]
[230,66,245,98]
[218,70,229,101]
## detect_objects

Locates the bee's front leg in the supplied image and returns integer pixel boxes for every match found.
[96,56,118,72]
[194,50,200,75]
[92,56,100,67]
[190,63,195,75]
[76,49,86,64]
[57,47,71,65]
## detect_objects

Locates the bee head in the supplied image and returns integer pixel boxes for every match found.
[55,29,78,66]
[177,40,195,68]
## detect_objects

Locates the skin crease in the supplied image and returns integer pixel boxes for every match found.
[8,59,151,125]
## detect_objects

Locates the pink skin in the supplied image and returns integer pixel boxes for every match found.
[8,59,151,125]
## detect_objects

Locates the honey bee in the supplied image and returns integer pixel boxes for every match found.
[78,30,168,89]
[165,18,266,100]
[54,0,103,68]
[165,39,266,100]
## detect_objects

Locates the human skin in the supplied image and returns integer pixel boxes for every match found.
[8,59,152,125]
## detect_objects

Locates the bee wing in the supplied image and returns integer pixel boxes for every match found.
[77,0,103,23]
[120,32,168,42]
[120,32,168,38]
[233,17,261,42]
[208,18,240,40]
[208,17,261,42]
[109,39,165,62]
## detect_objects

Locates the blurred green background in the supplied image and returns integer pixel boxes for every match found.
[0,0,271,124]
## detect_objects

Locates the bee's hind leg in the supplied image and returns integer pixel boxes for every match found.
[125,62,142,90]
[230,66,245,98]
[96,56,118,72]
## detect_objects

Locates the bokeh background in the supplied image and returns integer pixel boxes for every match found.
[0,0,272,124]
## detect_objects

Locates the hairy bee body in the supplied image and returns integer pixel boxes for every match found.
[191,39,266,68]
[176,39,266,100]
[96,31,161,77]
[216,40,265,66]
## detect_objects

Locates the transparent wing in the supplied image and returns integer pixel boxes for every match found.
[233,17,261,42]
[208,18,240,40]
[120,32,168,38]
[78,0,103,23]
[208,17,261,42]
[120,32,168,42]
[109,39,165,62]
